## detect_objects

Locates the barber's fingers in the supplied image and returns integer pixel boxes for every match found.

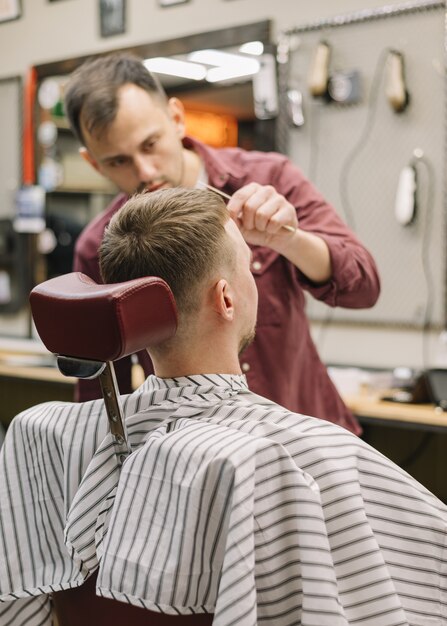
[257,205,298,234]
[228,183,297,232]
[227,183,268,229]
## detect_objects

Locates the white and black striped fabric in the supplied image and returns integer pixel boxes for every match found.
[1,374,446,625]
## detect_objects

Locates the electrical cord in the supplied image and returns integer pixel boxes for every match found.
[361,424,433,471]
[317,48,390,353]
[398,431,434,470]
[323,52,435,363]
[307,96,336,348]
[410,153,436,369]
[338,47,391,232]
[308,99,322,184]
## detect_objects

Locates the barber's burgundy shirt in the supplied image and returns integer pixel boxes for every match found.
[73,137,380,434]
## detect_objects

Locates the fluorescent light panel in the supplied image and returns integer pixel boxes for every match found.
[188,48,259,68]
[144,57,206,80]
[239,41,264,56]
[188,49,260,82]
[145,47,261,85]
[206,62,260,83]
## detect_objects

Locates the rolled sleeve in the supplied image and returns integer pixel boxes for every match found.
[302,234,381,308]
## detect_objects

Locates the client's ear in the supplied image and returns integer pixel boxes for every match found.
[213,279,234,321]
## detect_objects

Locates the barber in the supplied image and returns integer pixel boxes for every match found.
[64,52,380,434]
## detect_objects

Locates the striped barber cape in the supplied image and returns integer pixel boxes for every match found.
[0,373,446,626]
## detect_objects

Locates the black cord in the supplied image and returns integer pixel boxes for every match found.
[308,99,322,184]
[362,424,433,472]
[317,48,390,353]
[398,431,433,470]
[411,155,436,369]
[307,98,336,348]
[338,47,391,231]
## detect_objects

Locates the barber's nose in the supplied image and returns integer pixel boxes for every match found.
[134,155,157,182]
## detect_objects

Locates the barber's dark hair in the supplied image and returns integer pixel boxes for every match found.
[99,188,232,316]
[64,52,167,145]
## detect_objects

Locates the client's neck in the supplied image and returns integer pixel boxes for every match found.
[150,338,242,379]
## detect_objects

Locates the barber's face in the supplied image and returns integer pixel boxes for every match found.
[80,84,186,196]
[225,219,258,353]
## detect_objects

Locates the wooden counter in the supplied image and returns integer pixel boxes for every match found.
[0,360,76,384]
[0,350,76,427]
[344,392,447,431]
[0,351,144,427]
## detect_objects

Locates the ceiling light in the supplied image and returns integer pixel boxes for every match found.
[144,57,207,80]
[188,49,254,67]
[206,60,260,83]
[239,41,264,56]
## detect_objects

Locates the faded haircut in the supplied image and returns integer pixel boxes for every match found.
[64,52,167,145]
[99,188,233,316]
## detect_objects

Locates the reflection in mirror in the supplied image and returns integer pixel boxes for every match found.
[145,41,278,151]
[34,20,275,155]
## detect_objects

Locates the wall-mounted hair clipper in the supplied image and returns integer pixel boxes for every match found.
[394,164,417,226]
[386,50,410,113]
[287,89,305,127]
[308,41,331,97]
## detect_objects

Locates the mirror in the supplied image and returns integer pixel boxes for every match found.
[35,20,276,152]
[0,20,276,340]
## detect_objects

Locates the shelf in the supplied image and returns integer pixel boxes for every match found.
[47,187,116,195]
[51,116,72,131]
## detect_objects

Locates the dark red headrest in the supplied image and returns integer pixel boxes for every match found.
[30,272,178,362]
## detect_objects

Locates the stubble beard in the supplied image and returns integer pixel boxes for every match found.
[238,326,256,356]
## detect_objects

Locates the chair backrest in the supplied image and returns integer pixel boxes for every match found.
[30,271,178,361]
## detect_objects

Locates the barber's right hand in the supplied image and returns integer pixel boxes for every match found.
[227,182,298,250]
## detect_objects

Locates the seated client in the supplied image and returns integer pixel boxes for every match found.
[0,189,446,626]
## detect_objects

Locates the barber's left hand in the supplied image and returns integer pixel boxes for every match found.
[227,183,298,249]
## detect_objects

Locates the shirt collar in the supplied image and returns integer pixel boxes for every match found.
[141,373,249,394]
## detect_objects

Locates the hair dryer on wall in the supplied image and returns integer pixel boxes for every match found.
[386,50,410,113]
[394,149,424,226]
[308,41,331,97]
[395,164,417,226]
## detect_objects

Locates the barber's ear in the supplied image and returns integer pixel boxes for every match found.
[79,147,101,174]
[214,279,234,321]
[167,97,186,138]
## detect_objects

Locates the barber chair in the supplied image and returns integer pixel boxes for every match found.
[30,272,214,626]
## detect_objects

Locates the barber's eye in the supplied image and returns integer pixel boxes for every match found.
[109,158,127,168]
[143,141,157,151]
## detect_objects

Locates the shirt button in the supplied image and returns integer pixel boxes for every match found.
[252,261,262,271]
[241,362,250,372]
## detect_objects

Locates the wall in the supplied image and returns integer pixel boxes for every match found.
[0,0,444,372]
[0,0,407,79]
